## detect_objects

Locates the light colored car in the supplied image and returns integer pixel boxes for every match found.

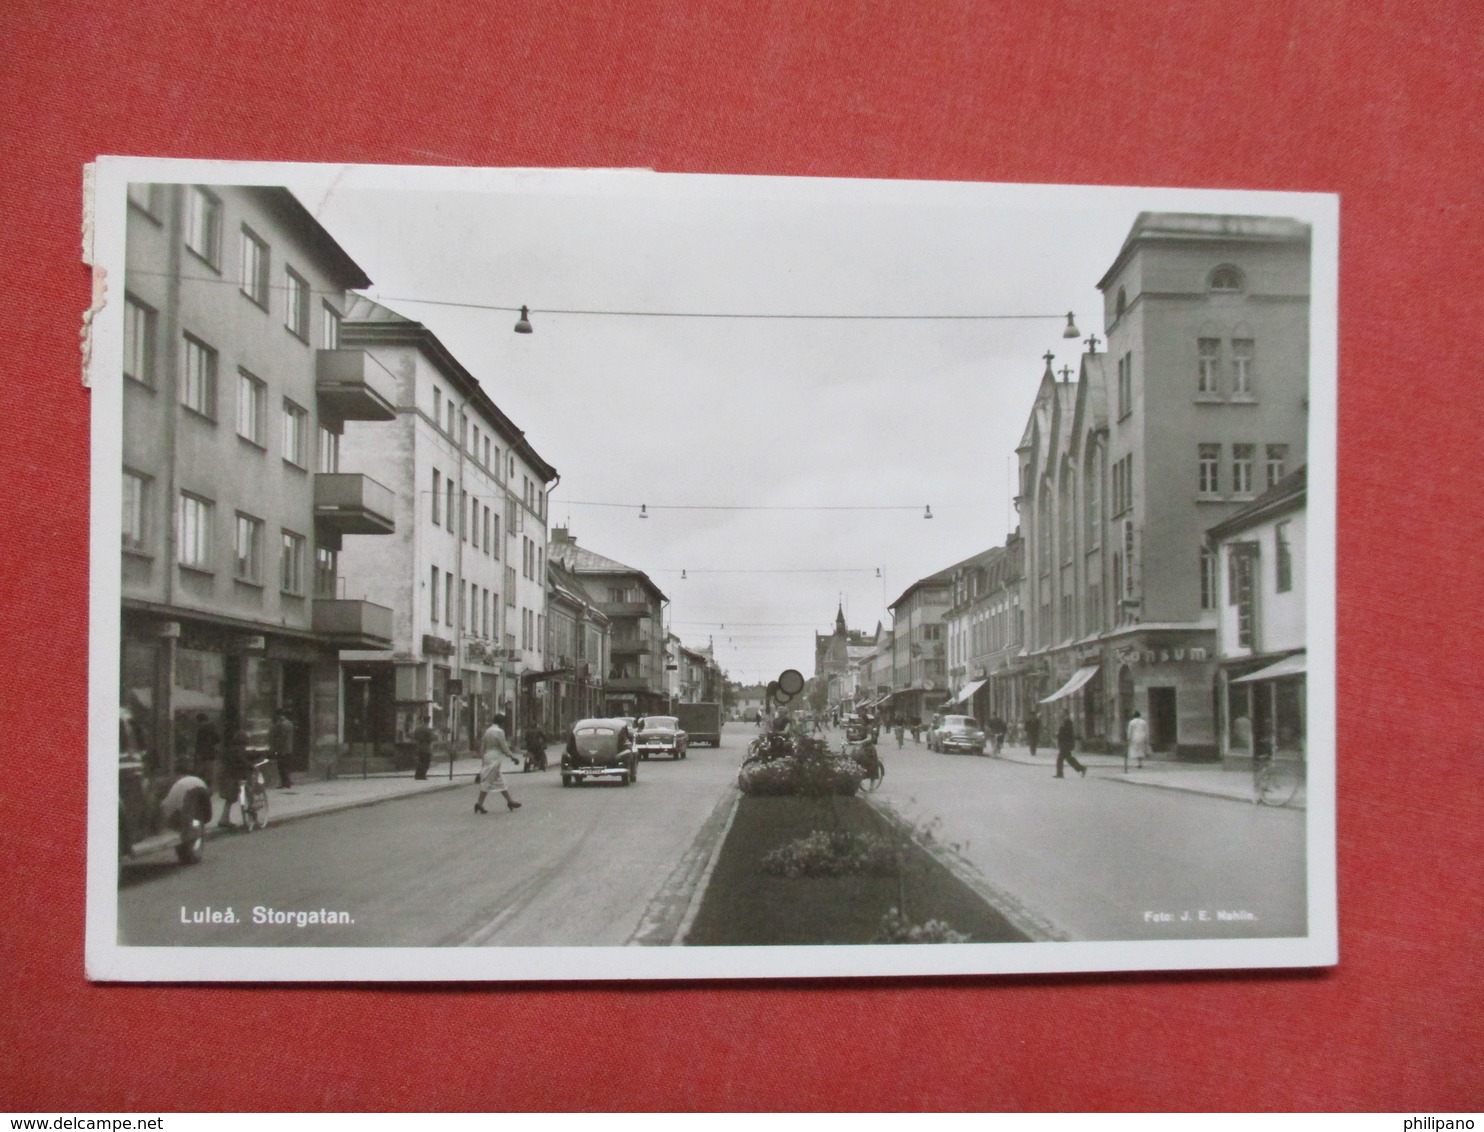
[562,718,640,786]
[635,715,688,760]
[929,714,987,755]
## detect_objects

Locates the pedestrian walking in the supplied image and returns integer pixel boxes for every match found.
[474,712,522,814]
[1024,710,1042,757]
[1054,712,1087,778]
[987,714,1007,756]
[893,717,905,748]
[412,712,435,780]
[1126,710,1150,772]
[269,709,295,788]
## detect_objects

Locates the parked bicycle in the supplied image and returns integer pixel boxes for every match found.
[236,757,272,830]
[1252,752,1302,807]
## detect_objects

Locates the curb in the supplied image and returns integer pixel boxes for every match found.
[203,774,476,842]
[1108,775,1306,810]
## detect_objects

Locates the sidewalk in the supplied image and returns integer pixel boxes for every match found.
[208,753,494,838]
[988,742,1305,809]
[858,731,1305,810]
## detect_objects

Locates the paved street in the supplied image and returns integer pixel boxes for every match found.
[118,733,742,948]
[864,733,1308,942]
[119,723,1306,948]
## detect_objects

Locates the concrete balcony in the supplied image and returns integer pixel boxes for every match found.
[610,638,653,655]
[316,350,397,422]
[604,676,657,694]
[313,599,394,649]
[314,473,396,535]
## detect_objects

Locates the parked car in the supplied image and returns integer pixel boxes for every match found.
[118,707,214,869]
[929,714,987,755]
[635,715,688,760]
[562,718,640,786]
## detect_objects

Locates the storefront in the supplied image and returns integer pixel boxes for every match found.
[1220,650,1306,766]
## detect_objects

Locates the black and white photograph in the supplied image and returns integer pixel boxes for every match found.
[87,159,1337,981]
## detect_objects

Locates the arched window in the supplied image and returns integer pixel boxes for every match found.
[1209,264,1244,293]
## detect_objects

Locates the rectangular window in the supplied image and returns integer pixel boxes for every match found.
[1198,444,1221,494]
[1117,353,1132,418]
[445,572,454,627]
[1232,339,1254,396]
[1200,546,1218,610]
[461,490,469,541]
[317,424,340,473]
[1266,444,1289,488]
[1230,545,1257,648]
[240,226,270,307]
[280,531,305,594]
[433,387,442,431]
[124,295,156,386]
[506,567,517,606]
[1197,338,1220,394]
[177,493,213,569]
[1232,444,1255,495]
[127,182,161,218]
[459,411,468,452]
[181,334,217,418]
[431,566,440,622]
[445,479,456,532]
[1276,521,1293,593]
[122,470,149,550]
[315,546,337,598]
[484,436,492,470]
[233,514,263,583]
[431,469,441,525]
[285,266,310,340]
[460,581,467,631]
[185,187,221,267]
[322,302,341,350]
[236,369,267,446]
[483,504,492,554]
[446,400,455,436]
[492,511,500,559]
[282,400,308,467]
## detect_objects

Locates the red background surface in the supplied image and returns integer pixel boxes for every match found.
[2,0,1480,1112]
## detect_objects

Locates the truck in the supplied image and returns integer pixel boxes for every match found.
[676,702,723,748]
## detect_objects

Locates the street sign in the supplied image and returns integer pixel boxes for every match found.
[777,668,805,696]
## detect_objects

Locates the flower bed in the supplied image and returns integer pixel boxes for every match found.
[760,830,897,877]
[736,732,867,796]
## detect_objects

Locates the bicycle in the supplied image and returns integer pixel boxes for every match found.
[852,741,885,792]
[1252,753,1302,807]
[237,758,272,830]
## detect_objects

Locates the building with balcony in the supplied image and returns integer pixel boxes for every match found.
[1208,466,1307,766]
[548,528,670,716]
[543,556,610,735]
[1017,212,1310,758]
[332,297,559,757]
[119,183,392,777]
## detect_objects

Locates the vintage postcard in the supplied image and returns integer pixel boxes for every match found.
[86,158,1338,981]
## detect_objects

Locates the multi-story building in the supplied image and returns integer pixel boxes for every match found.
[1208,466,1307,765]
[853,624,894,715]
[887,568,954,724]
[814,605,877,713]
[548,528,670,716]
[333,297,558,755]
[544,556,610,734]
[120,183,393,778]
[942,545,1013,725]
[1018,212,1310,758]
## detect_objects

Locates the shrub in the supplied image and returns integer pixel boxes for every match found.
[738,754,865,796]
[760,830,899,878]
[873,906,972,944]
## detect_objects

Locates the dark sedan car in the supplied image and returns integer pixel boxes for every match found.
[635,715,688,760]
[562,718,640,786]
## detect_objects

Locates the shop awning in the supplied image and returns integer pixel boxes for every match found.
[1231,652,1307,684]
[1040,665,1100,703]
[946,678,987,706]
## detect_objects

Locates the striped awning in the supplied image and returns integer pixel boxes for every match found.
[945,678,987,707]
[1040,665,1100,703]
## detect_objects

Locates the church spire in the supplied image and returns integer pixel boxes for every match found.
[835,602,847,635]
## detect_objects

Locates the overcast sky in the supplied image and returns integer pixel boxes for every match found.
[269,167,1291,686]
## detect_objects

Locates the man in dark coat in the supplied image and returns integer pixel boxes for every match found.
[1054,712,1087,778]
[270,710,295,788]
[412,713,436,780]
[1024,710,1042,757]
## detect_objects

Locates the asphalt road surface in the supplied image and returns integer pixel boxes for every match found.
[117,730,744,948]
[867,736,1309,941]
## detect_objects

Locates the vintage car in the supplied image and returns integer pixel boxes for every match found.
[928,714,988,756]
[118,707,214,869]
[634,715,688,760]
[562,717,640,786]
